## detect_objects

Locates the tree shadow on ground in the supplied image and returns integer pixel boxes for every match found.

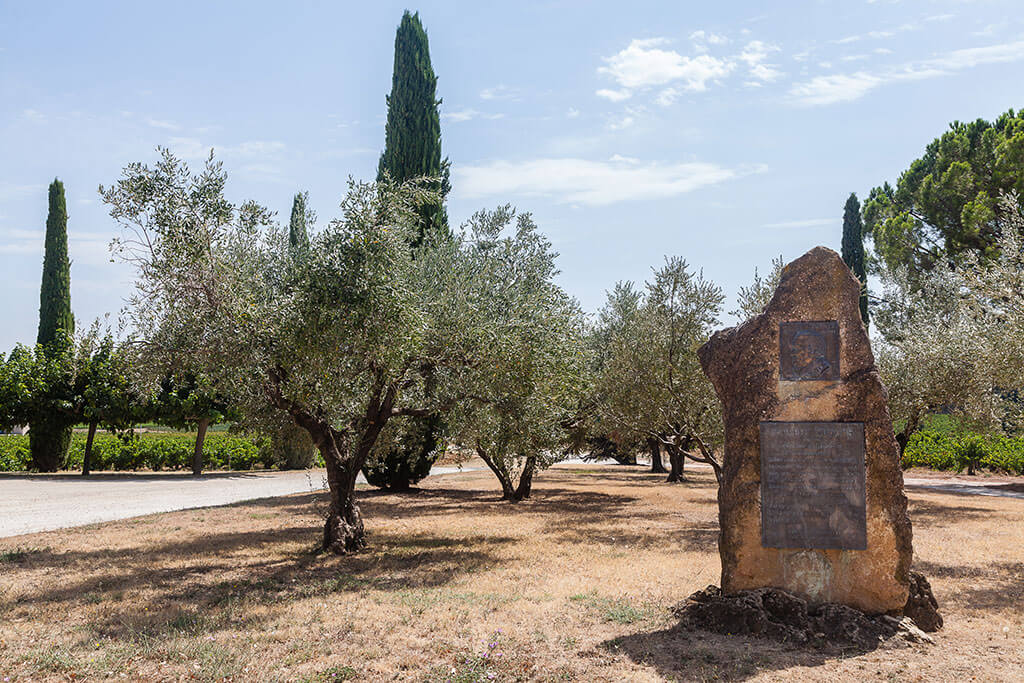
[905,498,994,526]
[913,559,1024,613]
[1,487,521,626]
[601,622,862,682]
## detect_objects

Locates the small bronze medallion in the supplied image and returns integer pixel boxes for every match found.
[779,321,840,381]
[759,421,867,550]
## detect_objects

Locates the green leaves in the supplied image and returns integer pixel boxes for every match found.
[865,108,1024,276]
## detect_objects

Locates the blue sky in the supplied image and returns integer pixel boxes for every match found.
[1,0,1022,351]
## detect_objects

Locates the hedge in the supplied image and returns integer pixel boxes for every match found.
[0,432,323,472]
[902,430,1024,475]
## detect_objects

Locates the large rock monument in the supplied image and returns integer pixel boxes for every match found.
[698,246,912,614]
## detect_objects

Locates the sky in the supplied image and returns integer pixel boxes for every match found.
[1,0,1023,351]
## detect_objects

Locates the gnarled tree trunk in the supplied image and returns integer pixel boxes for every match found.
[322,449,366,554]
[648,437,666,473]
[666,441,687,483]
[477,447,536,503]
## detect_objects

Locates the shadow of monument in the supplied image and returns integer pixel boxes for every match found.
[601,622,856,681]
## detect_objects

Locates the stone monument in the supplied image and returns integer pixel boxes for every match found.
[697,246,912,614]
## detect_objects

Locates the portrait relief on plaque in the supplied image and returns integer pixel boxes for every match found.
[759,421,867,550]
[779,321,840,381]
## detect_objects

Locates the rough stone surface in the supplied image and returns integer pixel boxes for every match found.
[698,247,913,614]
[673,586,934,650]
[904,570,943,632]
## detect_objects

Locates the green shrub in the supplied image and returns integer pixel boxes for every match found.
[902,430,1024,474]
[0,432,273,472]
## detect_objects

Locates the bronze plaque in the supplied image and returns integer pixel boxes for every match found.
[759,421,867,550]
[779,321,839,381]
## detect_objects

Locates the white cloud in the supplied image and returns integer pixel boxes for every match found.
[790,39,1024,105]
[566,107,580,119]
[479,85,522,101]
[655,87,681,106]
[789,72,883,105]
[442,109,505,123]
[738,40,783,82]
[22,109,46,122]
[146,118,180,130]
[690,30,728,45]
[596,88,632,102]
[598,38,733,92]
[453,157,761,206]
[607,114,635,131]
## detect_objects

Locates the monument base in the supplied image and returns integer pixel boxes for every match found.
[673,583,939,651]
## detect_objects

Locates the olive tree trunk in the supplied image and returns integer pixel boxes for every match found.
[648,437,666,473]
[192,418,210,476]
[666,443,686,483]
[477,448,536,503]
[82,421,98,476]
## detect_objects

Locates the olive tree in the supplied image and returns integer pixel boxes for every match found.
[730,255,783,321]
[102,149,479,553]
[873,267,1001,452]
[446,207,588,501]
[596,258,725,483]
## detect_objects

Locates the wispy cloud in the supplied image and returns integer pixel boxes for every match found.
[479,85,522,101]
[596,88,632,102]
[789,39,1024,105]
[146,118,180,130]
[442,109,505,123]
[454,156,763,206]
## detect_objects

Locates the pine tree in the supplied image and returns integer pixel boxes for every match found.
[377,10,449,243]
[30,179,75,471]
[842,192,870,327]
[288,192,310,252]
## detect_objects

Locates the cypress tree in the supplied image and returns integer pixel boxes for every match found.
[377,10,450,242]
[30,179,75,471]
[288,192,310,252]
[842,192,870,327]
[274,191,317,469]
[363,11,449,490]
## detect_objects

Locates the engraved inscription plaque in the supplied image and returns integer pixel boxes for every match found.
[779,321,840,381]
[759,421,867,550]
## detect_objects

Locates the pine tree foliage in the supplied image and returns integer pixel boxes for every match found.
[842,192,870,326]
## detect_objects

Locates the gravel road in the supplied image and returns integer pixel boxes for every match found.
[0,466,472,538]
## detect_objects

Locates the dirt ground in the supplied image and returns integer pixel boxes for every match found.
[1,464,1022,682]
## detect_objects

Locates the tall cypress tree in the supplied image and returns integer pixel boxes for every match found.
[362,11,448,490]
[288,192,310,252]
[377,10,449,242]
[842,192,870,327]
[30,179,75,471]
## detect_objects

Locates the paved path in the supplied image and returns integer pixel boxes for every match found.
[0,466,474,538]
[903,476,1024,500]
[4,462,1021,539]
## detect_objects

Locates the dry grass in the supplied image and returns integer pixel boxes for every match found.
[1,464,1022,682]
